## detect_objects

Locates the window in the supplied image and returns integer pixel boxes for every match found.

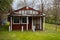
[27,10,29,14]
[13,17,19,24]
[33,11,36,14]
[19,11,22,14]
[35,11,38,14]
[25,10,33,15]
[14,12,18,14]
[13,17,27,24]
[25,10,27,15]
[21,10,25,15]
[29,10,32,14]
[21,17,27,24]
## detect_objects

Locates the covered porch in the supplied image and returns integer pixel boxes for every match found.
[10,15,43,31]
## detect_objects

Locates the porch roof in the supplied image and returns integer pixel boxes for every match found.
[13,6,42,12]
[10,13,45,17]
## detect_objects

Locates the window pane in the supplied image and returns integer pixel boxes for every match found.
[25,10,27,15]
[14,12,18,14]
[22,10,25,15]
[19,11,21,14]
[29,10,32,14]
[22,17,27,23]
[27,10,29,14]
[13,17,19,23]
[33,11,36,14]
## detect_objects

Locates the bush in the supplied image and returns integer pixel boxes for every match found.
[0,22,10,31]
[45,18,60,25]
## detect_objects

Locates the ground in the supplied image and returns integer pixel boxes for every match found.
[0,23,60,40]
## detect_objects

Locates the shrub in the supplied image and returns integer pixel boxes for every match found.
[0,22,10,31]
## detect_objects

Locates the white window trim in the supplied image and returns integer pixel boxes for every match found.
[13,17,28,24]
[19,11,22,14]
[21,17,27,24]
[13,21,20,24]
[13,17,20,24]
[21,21,27,24]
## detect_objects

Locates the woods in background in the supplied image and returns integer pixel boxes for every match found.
[44,0,60,25]
[0,0,12,25]
[0,0,60,25]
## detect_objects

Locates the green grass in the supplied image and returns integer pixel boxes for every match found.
[45,23,60,32]
[0,31,60,40]
[0,23,60,40]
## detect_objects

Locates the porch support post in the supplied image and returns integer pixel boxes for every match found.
[27,16,28,31]
[43,17,45,31]
[10,16,12,31]
[32,17,33,31]
[32,17,35,32]
[40,17,42,30]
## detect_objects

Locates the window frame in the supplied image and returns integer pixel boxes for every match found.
[13,16,20,24]
[21,17,27,24]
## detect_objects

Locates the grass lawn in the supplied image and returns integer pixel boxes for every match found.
[45,23,60,32]
[0,23,60,40]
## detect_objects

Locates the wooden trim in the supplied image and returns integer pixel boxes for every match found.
[11,14,44,17]
[40,17,42,30]
[32,17,33,30]
[43,17,45,31]
[27,16,28,31]
[13,23,20,24]
[13,16,27,24]
[13,7,41,12]
[11,17,12,31]
[12,16,20,24]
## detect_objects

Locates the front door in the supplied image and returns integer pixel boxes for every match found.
[28,17,32,30]
[33,17,40,30]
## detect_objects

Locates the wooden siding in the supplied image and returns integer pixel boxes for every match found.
[12,17,32,30]
[12,17,43,30]
[12,24,26,30]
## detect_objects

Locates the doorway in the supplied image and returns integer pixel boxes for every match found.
[33,17,40,30]
[28,17,32,30]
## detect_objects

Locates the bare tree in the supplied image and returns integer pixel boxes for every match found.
[53,0,60,31]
